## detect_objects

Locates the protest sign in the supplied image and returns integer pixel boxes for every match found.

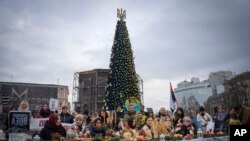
[30,118,49,131]
[8,112,30,133]
[49,98,58,111]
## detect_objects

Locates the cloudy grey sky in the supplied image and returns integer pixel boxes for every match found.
[1,0,250,111]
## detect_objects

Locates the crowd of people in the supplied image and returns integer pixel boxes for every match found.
[3,99,250,140]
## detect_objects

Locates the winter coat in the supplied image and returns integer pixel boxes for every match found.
[88,124,106,138]
[66,123,87,139]
[197,113,212,127]
[176,124,193,136]
[39,121,66,140]
[60,113,74,123]
[39,109,51,118]
[141,124,158,140]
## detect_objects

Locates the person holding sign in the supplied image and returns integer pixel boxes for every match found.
[39,113,66,140]
[18,100,32,119]
[18,100,30,112]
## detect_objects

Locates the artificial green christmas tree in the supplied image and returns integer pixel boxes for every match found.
[105,9,141,111]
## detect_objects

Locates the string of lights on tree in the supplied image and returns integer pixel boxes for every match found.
[105,9,140,111]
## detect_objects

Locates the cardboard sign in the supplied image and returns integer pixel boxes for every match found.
[8,112,30,133]
[30,118,49,131]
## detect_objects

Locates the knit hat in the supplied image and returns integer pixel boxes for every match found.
[49,113,59,125]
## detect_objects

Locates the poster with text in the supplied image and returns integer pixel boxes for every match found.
[49,98,58,111]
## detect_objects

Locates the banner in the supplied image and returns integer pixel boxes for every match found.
[30,118,49,131]
[30,118,72,131]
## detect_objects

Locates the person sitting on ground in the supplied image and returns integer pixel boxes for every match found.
[141,116,158,140]
[173,107,185,132]
[39,103,51,118]
[124,105,137,126]
[60,106,74,123]
[84,117,106,138]
[122,116,138,140]
[39,113,66,140]
[176,116,194,140]
[67,114,87,139]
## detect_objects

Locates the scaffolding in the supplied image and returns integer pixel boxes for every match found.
[72,72,79,111]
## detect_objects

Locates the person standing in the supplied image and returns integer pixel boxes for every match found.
[197,106,212,133]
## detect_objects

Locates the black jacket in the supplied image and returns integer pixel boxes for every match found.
[39,121,66,140]
[89,124,106,138]
[39,109,51,118]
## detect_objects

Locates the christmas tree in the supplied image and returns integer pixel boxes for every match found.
[105,9,141,111]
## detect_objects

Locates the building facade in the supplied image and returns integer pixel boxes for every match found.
[0,82,69,114]
[174,70,234,112]
[76,69,109,113]
[204,71,250,113]
[209,71,234,95]
[73,69,144,113]
[174,78,212,113]
[223,71,250,108]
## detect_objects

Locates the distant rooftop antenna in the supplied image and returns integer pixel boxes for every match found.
[57,79,59,85]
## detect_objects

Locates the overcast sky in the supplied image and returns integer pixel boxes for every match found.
[1,0,250,112]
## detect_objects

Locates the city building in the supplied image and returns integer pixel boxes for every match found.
[204,71,250,114]
[174,78,212,113]
[72,69,144,113]
[174,70,234,112]
[209,71,234,95]
[0,82,69,114]
[73,69,109,113]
